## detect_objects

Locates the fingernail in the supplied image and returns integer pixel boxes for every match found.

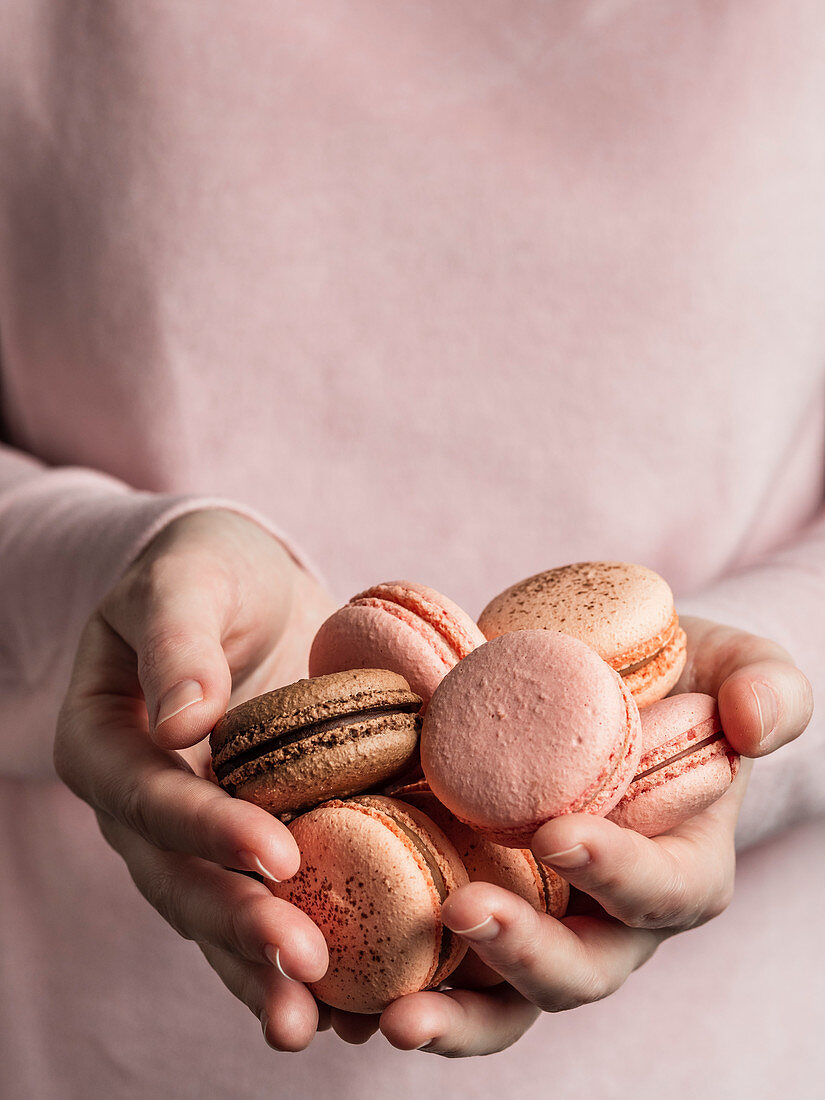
[446,914,501,941]
[417,1039,434,1051]
[264,945,297,981]
[260,1011,273,1047]
[156,679,203,727]
[752,682,779,743]
[539,843,591,870]
[237,850,281,883]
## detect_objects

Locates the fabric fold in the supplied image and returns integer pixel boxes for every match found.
[0,443,322,778]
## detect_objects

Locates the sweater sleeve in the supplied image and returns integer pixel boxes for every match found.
[678,506,825,851]
[0,442,322,778]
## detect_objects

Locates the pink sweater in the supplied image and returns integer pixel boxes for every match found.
[1,3,823,1095]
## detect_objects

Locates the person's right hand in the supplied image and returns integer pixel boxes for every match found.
[54,508,337,1050]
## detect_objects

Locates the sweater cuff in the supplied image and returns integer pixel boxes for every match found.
[0,464,322,777]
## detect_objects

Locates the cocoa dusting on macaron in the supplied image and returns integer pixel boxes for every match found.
[478,561,687,707]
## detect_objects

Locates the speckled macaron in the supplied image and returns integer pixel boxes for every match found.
[209,670,422,818]
[607,692,740,836]
[478,561,687,708]
[270,795,469,1013]
[392,781,569,918]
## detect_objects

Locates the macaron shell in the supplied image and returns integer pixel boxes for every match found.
[210,668,418,766]
[357,795,470,986]
[421,631,642,848]
[607,740,739,836]
[607,693,740,836]
[210,669,422,816]
[230,711,420,816]
[309,581,486,706]
[360,582,487,660]
[393,783,569,918]
[270,797,468,1013]
[477,562,676,667]
[622,625,688,708]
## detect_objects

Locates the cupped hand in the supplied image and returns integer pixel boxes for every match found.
[53,508,337,1051]
[366,616,813,1057]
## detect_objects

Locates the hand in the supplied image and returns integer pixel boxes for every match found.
[351,616,812,1057]
[54,508,338,1051]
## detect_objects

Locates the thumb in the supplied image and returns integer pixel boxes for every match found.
[100,556,234,749]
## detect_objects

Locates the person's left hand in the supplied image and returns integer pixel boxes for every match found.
[322,615,813,1056]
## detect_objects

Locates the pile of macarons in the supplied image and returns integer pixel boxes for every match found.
[209,563,740,1014]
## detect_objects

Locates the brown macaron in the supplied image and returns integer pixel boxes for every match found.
[209,670,422,818]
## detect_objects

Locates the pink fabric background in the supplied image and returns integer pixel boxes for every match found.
[0,3,823,1096]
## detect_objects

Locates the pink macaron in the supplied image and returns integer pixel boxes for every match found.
[309,580,486,707]
[270,795,469,1013]
[421,630,642,848]
[478,562,687,708]
[607,693,740,836]
[392,780,569,918]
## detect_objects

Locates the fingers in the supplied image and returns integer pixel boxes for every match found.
[58,697,301,879]
[677,617,813,756]
[199,943,321,1052]
[439,883,661,1013]
[95,509,299,749]
[717,660,813,757]
[98,812,328,978]
[531,769,750,932]
[99,552,236,746]
[329,1010,382,1045]
[380,985,539,1057]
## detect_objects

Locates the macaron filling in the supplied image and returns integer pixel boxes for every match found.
[380,814,456,981]
[633,731,726,783]
[353,585,480,666]
[612,611,680,675]
[214,702,421,786]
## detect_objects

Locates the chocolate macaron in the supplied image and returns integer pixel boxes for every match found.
[209,670,422,818]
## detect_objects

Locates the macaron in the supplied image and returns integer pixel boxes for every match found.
[477,561,687,708]
[309,580,486,707]
[270,795,469,1013]
[209,670,422,818]
[421,630,642,848]
[607,693,740,836]
[392,781,569,918]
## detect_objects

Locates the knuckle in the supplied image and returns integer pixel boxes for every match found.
[535,979,595,1014]
[499,930,545,976]
[536,964,616,1012]
[223,890,268,956]
[95,810,121,850]
[702,881,735,924]
[141,867,191,940]
[120,769,171,846]
[580,966,616,1005]
[631,870,692,929]
[190,791,232,860]
[52,715,74,787]
[121,778,152,841]
[53,699,87,793]
[139,626,196,680]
